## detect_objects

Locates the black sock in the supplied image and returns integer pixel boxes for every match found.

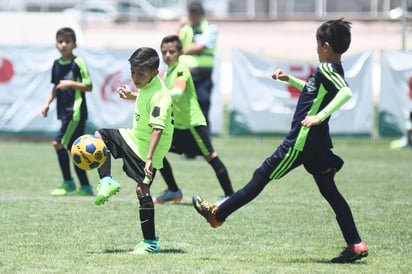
[209,157,234,196]
[74,165,90,187]
[138,195,155,240]
[98,152,111,179]
[56,147,72,181]
[159,158,179,191]
[314,172,362,244]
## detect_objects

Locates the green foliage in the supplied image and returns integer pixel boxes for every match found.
[0,137,411,273]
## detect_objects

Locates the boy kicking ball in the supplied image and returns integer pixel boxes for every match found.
[193,18,368,263]
[94,47,174,255]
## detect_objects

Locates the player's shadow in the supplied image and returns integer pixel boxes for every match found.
[282,258,368,265]
[163,202,193,207]
[87,249,128,254]
[88,248,185,254]
[157,248,186,254]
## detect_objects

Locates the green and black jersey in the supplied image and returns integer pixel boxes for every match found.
[286,62,352,151]
[51,56,91,121]
[119,76,174,169]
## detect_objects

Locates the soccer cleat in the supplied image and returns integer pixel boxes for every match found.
[331,241,369,263]
[50,180,76,196]
[153,189,183,204]
[73,185,94,196]
[94,176,120,205]
[192,194,224,228]
[130,239,161,255]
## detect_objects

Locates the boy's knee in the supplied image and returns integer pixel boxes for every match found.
[136,184,150,198]
[305,153,344,176]
[138,195,153,209]
[253,166,271,183]
[331,154,344,173]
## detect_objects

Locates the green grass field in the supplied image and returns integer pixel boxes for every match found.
[1,136,411,273]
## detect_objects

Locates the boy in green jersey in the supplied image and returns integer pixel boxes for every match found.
[94,47,174,255]
[153,35,234,204]
[178,1,218,134]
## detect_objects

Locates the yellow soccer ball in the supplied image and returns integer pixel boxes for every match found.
[71,134,107,171]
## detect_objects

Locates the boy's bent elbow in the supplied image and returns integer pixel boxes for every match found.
[85,85,93,92]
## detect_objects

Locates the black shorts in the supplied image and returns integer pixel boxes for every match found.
[97,128,156,185]
[261,141,344,181]
[170,126,214,157]
[55,117,86,149]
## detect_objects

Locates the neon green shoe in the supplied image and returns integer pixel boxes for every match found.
[130,239,161,255]
[73,185,94,196]
[51,180,76,196]
[95,177,120,205]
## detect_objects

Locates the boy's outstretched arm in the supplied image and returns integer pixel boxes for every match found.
[117,84,137,100]
[272,69,306,91]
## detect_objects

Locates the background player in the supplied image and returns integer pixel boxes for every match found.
[178,1,218,136]
[40,27,93,196]
[153,34,234,204]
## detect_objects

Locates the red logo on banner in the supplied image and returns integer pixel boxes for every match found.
[101,70,135,102]
[0,58,14,83]
[288,65,316,98]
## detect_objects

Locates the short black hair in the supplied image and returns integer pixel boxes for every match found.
[128,47,159,70]
[160,35,183,51]
[188,1,204,14]
[316,18,351,54]
[56,27,76,43]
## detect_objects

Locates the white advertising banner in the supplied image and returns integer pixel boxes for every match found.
[229,49,374,136]
[379,50,412,137]
[0,46,223,136]
[0,46,137,135]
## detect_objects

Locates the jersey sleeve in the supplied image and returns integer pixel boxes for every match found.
[287,75,306,91]
[169,66,190,97]
[316,63,352,121]
[319,63,348,91]
[148,91,172,130]
[74,57,92,86]
[317,87,352,121]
